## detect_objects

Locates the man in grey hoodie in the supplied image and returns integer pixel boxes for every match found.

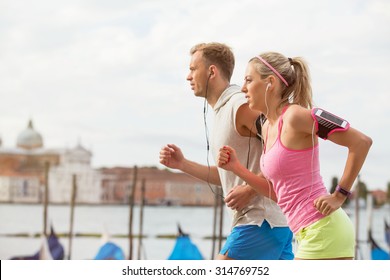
[159,42,293,260]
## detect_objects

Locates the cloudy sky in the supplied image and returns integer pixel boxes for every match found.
[0,0,389,191]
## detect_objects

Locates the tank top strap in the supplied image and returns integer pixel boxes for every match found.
[277,105,290,135]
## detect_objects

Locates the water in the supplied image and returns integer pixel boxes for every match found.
[0,203,389,260]
[0,204,229,260]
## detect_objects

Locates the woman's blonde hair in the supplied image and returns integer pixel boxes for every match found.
[250,52,313,110]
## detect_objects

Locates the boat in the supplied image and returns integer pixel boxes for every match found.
[368,229,390,260]
[10,225,64,260]
[385,219,390,249]
[94,242,125,260]
[167,224,204,260]
[366,194,389,260]
[94,228,125,260]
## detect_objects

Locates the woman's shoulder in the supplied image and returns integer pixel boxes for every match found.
[284,104,313,130]
[284,104,310,118]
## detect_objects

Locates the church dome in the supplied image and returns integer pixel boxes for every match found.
[17,120,43,149]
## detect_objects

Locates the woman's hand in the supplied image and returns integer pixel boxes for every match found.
[217,145,239,172]
[313,192,346,216]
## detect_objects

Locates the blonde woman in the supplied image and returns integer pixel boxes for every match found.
[218,52,372,259]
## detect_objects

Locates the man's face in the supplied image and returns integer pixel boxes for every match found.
[186,51,209,98]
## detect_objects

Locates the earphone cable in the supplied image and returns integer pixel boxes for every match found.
[203,76,224,200]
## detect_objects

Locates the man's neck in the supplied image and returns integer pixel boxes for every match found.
[207,81,231,108]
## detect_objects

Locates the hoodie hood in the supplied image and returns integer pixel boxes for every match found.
[213,84,242,113]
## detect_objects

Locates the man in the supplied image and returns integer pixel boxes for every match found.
[159,42,293,260]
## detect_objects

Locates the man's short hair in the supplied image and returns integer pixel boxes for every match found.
[190,42,235,82]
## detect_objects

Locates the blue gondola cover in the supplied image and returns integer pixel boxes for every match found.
[369,229,390,260]
[168,235,203,260]
[94,242,125,260]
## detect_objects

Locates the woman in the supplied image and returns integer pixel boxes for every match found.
[218,52,372,259]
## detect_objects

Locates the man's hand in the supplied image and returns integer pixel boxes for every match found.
[225,184,256,211]
[159,144,185,170]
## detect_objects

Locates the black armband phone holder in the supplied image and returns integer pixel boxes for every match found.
[311,108,350,139]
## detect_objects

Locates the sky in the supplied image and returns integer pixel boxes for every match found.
[0,0,389,191]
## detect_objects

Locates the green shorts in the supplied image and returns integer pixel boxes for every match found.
[295,208,355,259]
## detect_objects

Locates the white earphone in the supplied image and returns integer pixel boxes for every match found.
[266,83,271,90]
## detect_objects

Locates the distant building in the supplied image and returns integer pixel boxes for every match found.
[0,120,218,206]
[0,175,40,203]
[100,166,217,206]
[370,189,388,206]
[48,144,102,204]
[0,120,101,204]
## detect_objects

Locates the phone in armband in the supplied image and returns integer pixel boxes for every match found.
[311,108,350,139]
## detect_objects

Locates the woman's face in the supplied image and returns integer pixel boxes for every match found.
[241,62,268,112]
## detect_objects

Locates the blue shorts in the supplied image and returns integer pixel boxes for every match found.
[220,221,294,260]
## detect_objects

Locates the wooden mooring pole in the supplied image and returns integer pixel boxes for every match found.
[68,174,77,260]
[211,186,219,259]
[137,178,146,260]
[218,187,224,252]
[43,161,50,237]
[128,165,138,260]
[354,175,361,259]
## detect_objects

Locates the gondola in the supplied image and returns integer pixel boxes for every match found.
[10,225,64,260]
[167,224,204,260]
[368,229,389,260]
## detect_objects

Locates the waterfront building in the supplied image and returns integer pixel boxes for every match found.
[0,120,217,206]
[0,120,101,204]
[100,166,216,206]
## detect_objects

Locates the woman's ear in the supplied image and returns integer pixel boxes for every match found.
[268,75,276,86]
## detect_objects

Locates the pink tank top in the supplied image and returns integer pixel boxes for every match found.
[260,107,328,233]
